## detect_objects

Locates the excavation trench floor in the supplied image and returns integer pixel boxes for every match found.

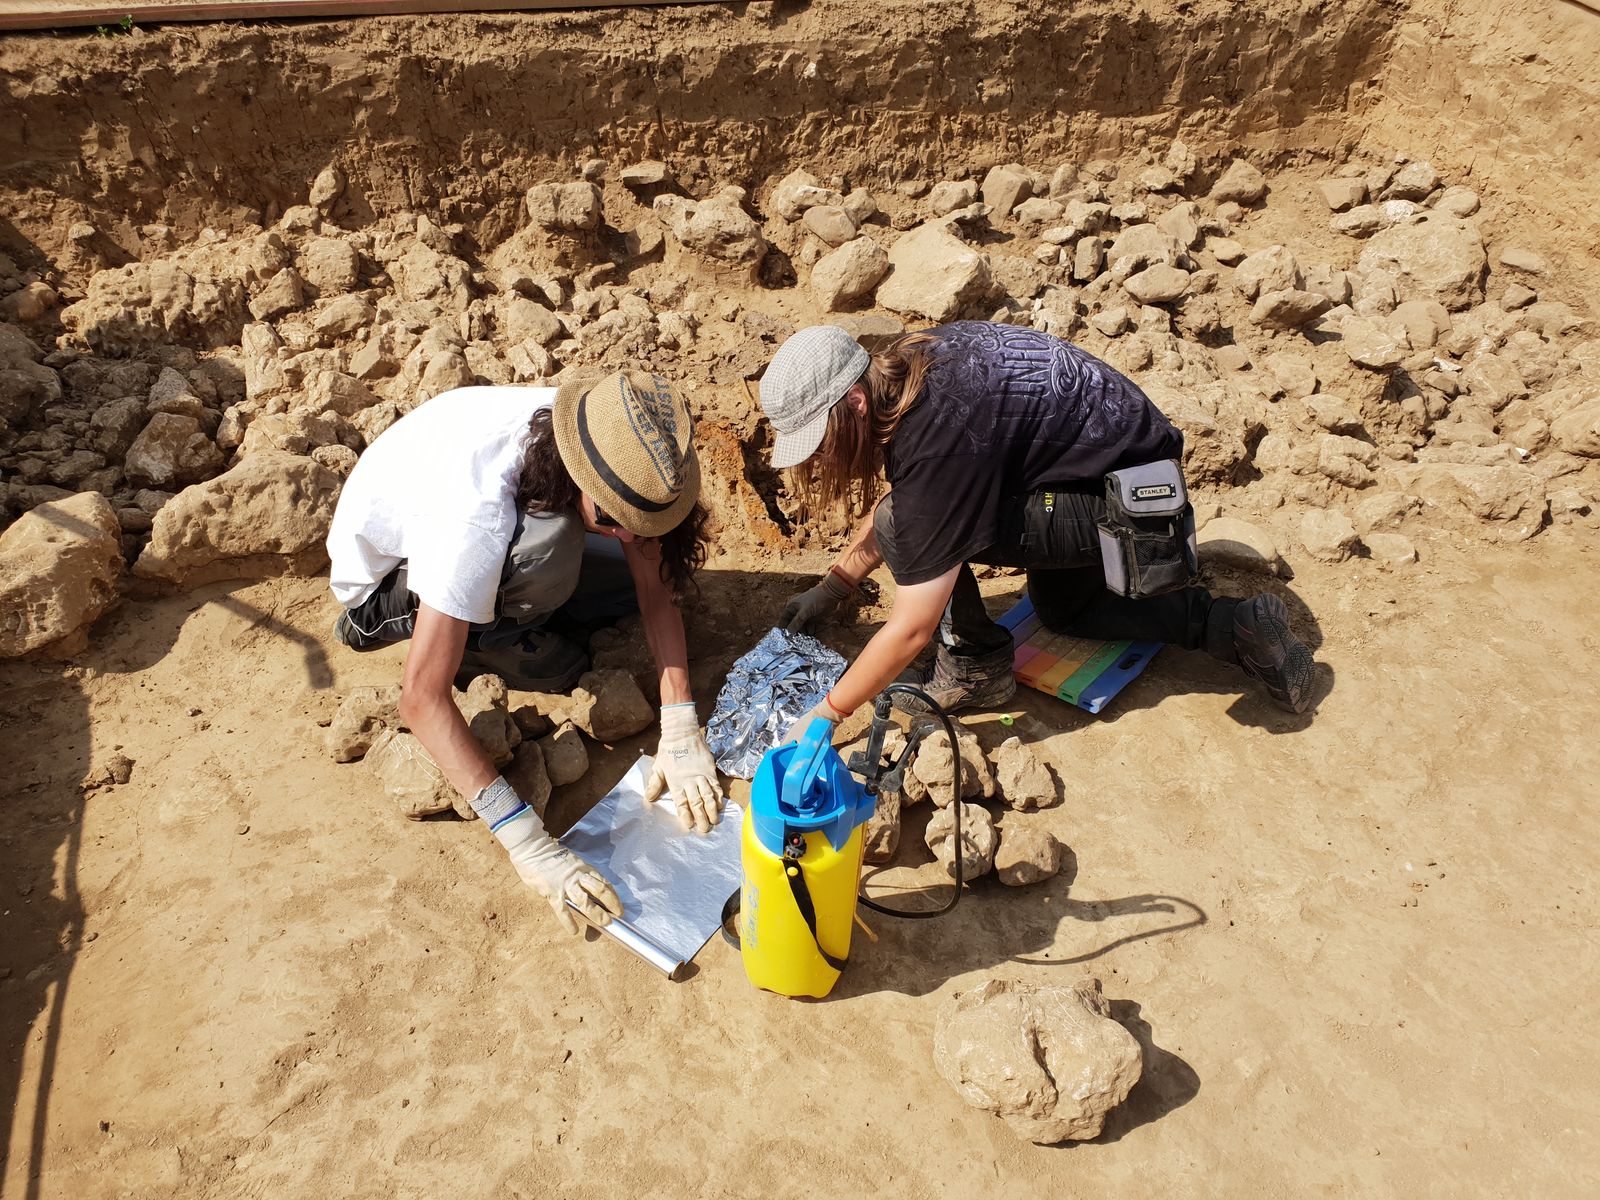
[2,530,1597,1197]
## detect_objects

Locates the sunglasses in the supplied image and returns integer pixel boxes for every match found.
[592,502,622,530]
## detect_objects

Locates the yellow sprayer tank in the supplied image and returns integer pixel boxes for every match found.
[738,717,875,998]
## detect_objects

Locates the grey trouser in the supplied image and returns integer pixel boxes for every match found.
[340,511,638,655]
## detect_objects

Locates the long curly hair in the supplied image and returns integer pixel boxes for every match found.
[788,330,943,515]
[516,407,708,598]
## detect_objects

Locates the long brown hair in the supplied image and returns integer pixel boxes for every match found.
[517,407,708,597]
[789,330,943,515]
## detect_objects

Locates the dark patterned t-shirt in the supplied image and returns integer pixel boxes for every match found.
[881,322,1183,585]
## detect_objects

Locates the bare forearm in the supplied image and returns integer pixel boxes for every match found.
[405,689,499,796]
[830,618,933,714]
[640,596,693,707]
[835,498,886,583]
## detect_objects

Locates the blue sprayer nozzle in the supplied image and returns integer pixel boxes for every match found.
[781,716,838,816]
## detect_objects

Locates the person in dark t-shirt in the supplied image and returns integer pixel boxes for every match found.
[758,323,1317,730]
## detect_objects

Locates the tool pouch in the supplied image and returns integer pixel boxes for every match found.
[1096,459,1199,598]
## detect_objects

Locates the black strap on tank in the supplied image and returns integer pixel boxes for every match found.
[783,829,848,974]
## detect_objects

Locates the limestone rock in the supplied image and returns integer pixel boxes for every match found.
[924,802,996,881]
[314,293,375,340]
[928,180,979,217]
[620,160,669,188]
[980,163,1032,218]
[1550,398,1600,457]
[506,739,553,820]
[525,182,603,232]
[0,492,123,658]
[324,685,402,763]
[1384,160,1439,201]
[1497,246,1548,276]
[299,238,360,295]
[1300,509,1360,563]
[991,737,1059,810]
[1340,316,1407,370]
[1124,264,1190,305]
[458,674,521,769]
[801,204,858,248]
[933,977,1143,1143]
[1305,394,1365,436]
[1106,223,1183,276]
[654,188,768,272]
[1364,531,1418,567]
[1233,246,1302,301]
[366,728,459,820]
[308,165,345,211]
[249,267,305,321]
[810,237,889,311]
[994,823,1065,886]
[552,669,655,742]
[134,450,342,585]
[0,325,62,426]
[1197,517,1289,577]
[90,396,150,458]
[877,223,993,323]
[910,724,997,808]
[862,791,902,864]
[1317,434,1380,488]
[770,169,844,221]
[1356,217,1487,311]
[1316,178,1367,212]
[1263,352,1317,399]
[123,412,223,490]
[1251,288,1332,329]
[537,721,590,787]
[1209,159,1267,205]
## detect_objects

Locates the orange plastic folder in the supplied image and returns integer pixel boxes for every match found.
[1000,598,1160,714]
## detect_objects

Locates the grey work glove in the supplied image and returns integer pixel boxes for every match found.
[781,570,855,633]
[473,776,623,935]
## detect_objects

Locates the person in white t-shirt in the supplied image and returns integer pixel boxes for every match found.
[326,371,723,936]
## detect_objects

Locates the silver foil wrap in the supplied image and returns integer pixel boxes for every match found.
[706,626,848,780]
[558,756,744,978]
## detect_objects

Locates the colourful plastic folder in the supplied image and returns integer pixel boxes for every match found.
[998,597,1161,714]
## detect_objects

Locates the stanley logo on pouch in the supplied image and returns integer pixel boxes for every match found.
[1132,483,1177,501]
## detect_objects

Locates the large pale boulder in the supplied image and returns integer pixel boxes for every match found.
[324,685,402,762]
[1550,397,1600,457]
[910,724,997,808]
[525,182,603,232]
[876,223,992,322]
[810,237,889,311]
[0,492,123,658]
[134,450,342,585]
[934,978,1143,1143]
[535,669,655,742]
[769,169,844,221]
[366,728,470,820]
[994,823,1065,886]
[1197,517,1290,577]
[1388,462,1547,541]
[1357,217,1487,311]
[991,736,1059,810]
[654,188,767,274]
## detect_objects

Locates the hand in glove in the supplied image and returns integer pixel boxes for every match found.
[645,702,725,835]
[780,568,855,634]
[472,776,622,934]
[782,691,851,748]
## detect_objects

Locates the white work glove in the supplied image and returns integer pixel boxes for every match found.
[782,692,850,747]
[644,702,725,835]
[781,569,855,633]
[472,776,622,935]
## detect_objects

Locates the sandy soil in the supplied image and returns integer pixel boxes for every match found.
[4,525,1598,1198]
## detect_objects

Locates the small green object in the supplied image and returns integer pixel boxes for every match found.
[999,714,1014,726]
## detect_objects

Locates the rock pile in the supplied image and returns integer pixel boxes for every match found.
[2,145,1597,658]
[322,672,603,820]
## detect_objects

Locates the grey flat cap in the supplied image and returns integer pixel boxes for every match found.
[759,325,871,469]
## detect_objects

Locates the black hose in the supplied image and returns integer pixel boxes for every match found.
[858,683,962,919]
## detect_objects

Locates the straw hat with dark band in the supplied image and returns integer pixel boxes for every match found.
[553,371,701,538]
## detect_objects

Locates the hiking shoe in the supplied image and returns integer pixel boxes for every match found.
[1232,593,1315,713]
[892,644,1016,716]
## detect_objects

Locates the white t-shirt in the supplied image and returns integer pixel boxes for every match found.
[327,386,557,624]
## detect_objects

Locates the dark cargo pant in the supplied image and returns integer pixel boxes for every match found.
[873,487,1239,662]
[338,510,639,688]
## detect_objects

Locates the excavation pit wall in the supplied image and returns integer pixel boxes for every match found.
[1,0,1598,648]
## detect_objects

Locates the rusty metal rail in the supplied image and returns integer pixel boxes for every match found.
[0,0,715,33]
